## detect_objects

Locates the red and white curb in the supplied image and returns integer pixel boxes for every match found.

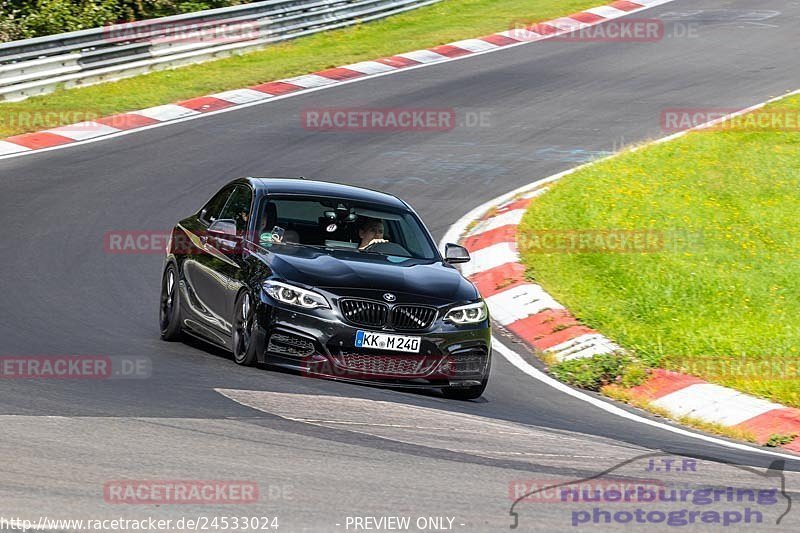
[0,0,677,159]
[460,188,624,364]
[629,370,800,452]
[450,108,800,455]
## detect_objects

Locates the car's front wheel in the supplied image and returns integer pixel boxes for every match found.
[159,264,183,341]
[232,291,260,366]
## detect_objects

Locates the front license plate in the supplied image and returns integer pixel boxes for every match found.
[355,330,421,353]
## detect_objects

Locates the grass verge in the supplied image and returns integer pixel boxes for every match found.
[0,0,602,138]
[519,93,800,408]
[548,353,648,391]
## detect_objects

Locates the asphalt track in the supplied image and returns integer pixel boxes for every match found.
[2,0,800,530]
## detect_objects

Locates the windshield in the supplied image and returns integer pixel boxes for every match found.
[254,195,439,260]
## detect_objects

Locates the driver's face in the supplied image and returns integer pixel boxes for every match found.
[360,223,384,242]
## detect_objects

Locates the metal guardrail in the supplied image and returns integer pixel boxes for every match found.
[0,0,442,102]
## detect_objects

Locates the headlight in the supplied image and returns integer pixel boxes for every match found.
[263,281,329,309]
[444,301,487,324]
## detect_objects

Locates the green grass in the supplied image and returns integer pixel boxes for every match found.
[765,433,798,447]
[0,0,602,138]
[549,353,648,391]
[519,94,800,408]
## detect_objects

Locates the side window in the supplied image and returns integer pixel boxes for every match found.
[199,186,233,225]
[219,185,253,233]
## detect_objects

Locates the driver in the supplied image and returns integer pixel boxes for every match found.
[358,217,389,250]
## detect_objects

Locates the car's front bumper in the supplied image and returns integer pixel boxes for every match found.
[255,303,491,388]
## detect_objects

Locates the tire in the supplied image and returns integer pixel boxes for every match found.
[159,264,184,341]
[232,291,260,366]
[441,378,488,400]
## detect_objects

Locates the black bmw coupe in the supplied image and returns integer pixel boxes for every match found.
[159,177,491,399]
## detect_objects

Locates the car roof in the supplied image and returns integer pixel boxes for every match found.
[243,177,408,209]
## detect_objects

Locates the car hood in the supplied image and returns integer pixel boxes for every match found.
[258,246,478,303]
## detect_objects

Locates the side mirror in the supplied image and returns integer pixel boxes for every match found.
[444,243,470,264]
[208,219,238,237]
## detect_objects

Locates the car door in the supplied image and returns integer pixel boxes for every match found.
[180,185,236,343]
[194,184,254,340]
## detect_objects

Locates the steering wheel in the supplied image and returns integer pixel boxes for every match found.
[363,241,411,256]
